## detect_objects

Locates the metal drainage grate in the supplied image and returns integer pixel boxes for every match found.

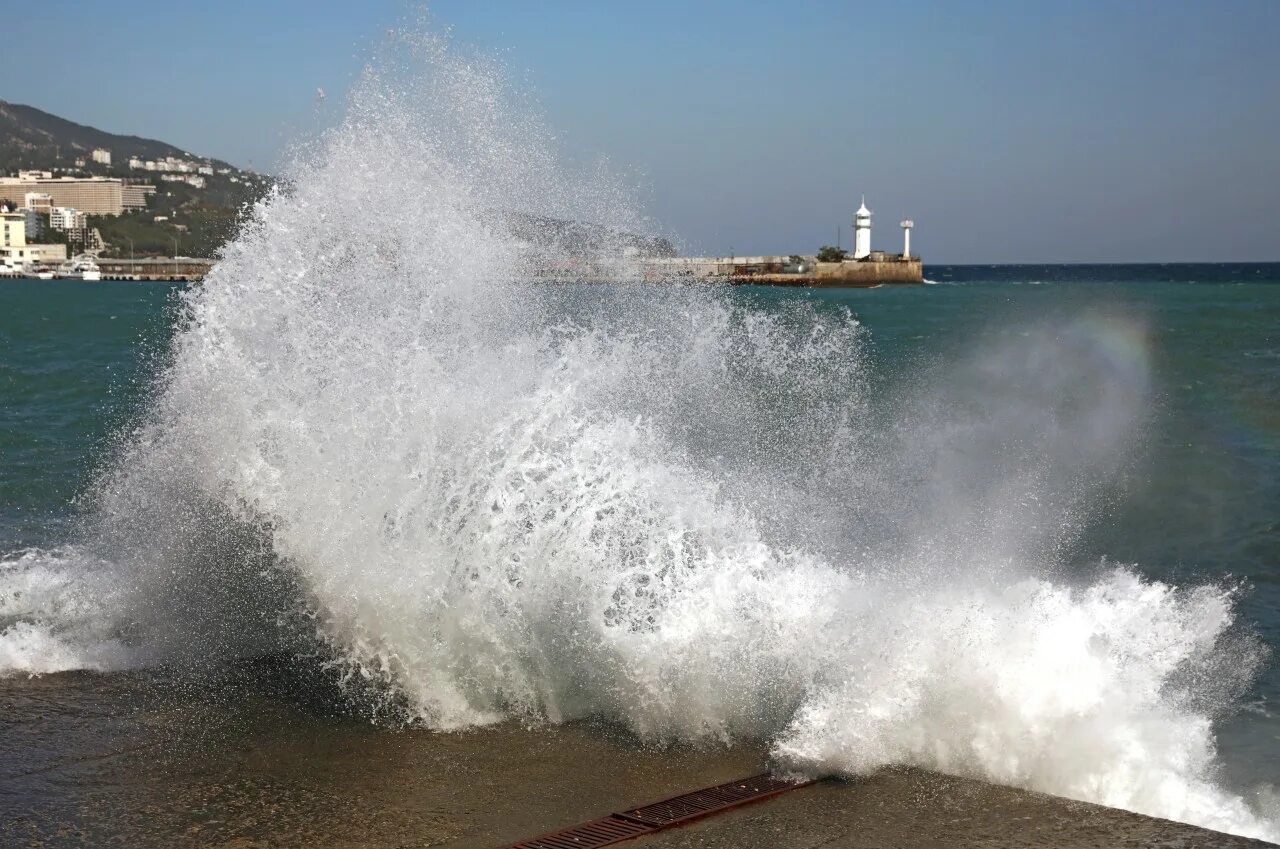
[621,774,803,826]
[501,773,813,849]
[505,815,653,849]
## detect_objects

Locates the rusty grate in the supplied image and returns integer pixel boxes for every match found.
[621,774,804,826]
[501,773,813,849]
[506,815,652,849]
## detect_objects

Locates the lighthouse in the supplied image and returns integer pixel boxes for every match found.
[853,197,872,260]
[900,219,914,259]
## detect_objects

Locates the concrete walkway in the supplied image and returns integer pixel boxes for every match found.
[633,769,1275,849]
[2,669,1272,848]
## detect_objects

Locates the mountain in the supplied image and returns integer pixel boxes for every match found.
[0,101,274,258]
[0,101,673,261]
[0,100,233,172]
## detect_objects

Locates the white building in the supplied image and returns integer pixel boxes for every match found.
[24,192,53,214]
[1,243,67,272]
[49,207,96,251]
[160,174,206,189]
[49,207,88,232]
[134,156,205,174]
[0,175,139,215]
[853,197,872,260]
[0,209,68,271]
[2,211,25,248]
[91,148,112,165]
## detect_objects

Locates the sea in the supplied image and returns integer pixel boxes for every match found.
[1,266,1277,845]
[2,34,1279,847]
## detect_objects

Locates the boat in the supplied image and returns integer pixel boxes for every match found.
[56,256,103,281]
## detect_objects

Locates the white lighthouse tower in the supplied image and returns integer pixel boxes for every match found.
[853,196,872,260]
[900,219,914,259]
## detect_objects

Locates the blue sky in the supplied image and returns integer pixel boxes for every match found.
[6,1,1278,262]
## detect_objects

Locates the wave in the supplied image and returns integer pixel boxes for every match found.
[0,547,133,675]
[0,26,1274,841]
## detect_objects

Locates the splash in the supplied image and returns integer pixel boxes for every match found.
[1,27,1274,842]
[0,548,132,674]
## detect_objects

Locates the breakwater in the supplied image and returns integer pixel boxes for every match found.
[97,257,214,281]
[639,254,924,287]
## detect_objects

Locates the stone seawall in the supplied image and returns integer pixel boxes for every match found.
[735,259,924,287]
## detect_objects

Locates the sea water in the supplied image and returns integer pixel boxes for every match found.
[1,31,1278,842]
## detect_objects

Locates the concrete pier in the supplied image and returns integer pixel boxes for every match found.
[638,254,924,288]
[744,257,924,287]
[96,256,214,282]
[3,666,1271,848]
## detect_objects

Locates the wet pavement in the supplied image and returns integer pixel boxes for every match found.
[0,663,1271,848]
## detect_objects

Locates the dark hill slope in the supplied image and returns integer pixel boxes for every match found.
[0,101,231,172]
[0,101,676,260]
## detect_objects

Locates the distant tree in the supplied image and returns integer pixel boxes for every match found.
[816,246,847,263]
[788,255,804,264]
[39,223,71,246]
